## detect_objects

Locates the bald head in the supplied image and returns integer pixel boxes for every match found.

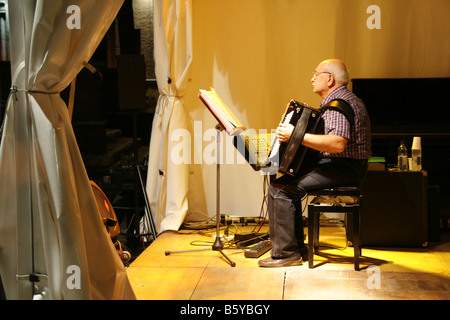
[311,59,350,98]
[319,59,349,86]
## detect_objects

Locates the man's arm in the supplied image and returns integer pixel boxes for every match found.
[302,133,347,154]
[276,123,348,153]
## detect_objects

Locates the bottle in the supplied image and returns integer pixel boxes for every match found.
[411,137,422,171]
[397,140,408,171]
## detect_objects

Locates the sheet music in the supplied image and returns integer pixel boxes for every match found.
[245,133,274,166]
[199,88,245,135]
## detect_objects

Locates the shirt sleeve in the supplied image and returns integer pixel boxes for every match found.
[323,109,350,140]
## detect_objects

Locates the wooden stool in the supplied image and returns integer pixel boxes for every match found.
[307,186,362,271]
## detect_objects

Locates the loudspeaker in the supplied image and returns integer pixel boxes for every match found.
[117,55,146,110]
[361,171,428,247]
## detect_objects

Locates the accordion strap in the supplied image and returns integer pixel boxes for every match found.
[321,99,355,126]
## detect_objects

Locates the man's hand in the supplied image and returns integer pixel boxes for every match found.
[276,123,294,142]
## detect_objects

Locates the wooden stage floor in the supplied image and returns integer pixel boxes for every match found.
[126,223,450,300]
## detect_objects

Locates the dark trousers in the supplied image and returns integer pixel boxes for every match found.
[268,157,368,258]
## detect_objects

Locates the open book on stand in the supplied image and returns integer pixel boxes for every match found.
[199,88,246,136]
[199,88,276,172]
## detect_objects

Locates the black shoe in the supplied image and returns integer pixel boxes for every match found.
[258,252,302,268]
[299,246,309,262]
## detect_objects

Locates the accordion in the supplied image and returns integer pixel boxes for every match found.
[269,100,321,175]
[234,100,321,176]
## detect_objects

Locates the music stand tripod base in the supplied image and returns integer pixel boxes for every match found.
[164,124,236,267]
[212,235,236,267]
[164,236,236,267]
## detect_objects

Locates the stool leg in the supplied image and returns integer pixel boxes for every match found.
[308,205,314,268]
[352,207,360,271]
[359,197,363,256]
[314,212,320,254]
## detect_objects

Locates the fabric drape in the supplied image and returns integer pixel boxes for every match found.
[146,0,193,233]
[0,0,135,300]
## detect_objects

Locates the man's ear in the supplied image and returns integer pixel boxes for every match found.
[327,74,336,87]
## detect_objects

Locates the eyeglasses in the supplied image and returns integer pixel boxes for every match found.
[312,71,331,77]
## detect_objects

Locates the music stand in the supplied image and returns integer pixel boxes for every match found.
[165,124,236,267]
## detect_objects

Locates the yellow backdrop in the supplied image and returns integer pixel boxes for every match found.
[158,0,450,224]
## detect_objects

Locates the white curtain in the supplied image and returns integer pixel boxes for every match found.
[0,0,135,300]
[146,0,192,233]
